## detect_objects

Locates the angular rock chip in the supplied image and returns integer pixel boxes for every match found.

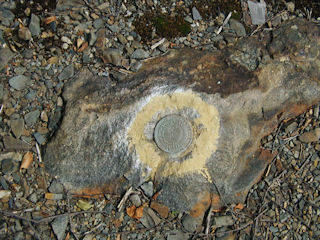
[44,19,320,215]
[0,48,15,70]
[3,136,32,151]
[9,75,31,90]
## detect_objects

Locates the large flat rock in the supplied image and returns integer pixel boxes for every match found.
[44,19,320,215]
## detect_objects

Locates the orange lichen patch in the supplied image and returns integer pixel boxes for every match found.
[43,16,57,24]
[152,190,161,201]
[20,152,33,169]
[78,42,88,52]
[150,201,169,218]
[286,103,308,118]
[72,182,122,198]
[126,205,145,219]
[234,203,245,211]
[190,192,211,218]
[211,193,223,211]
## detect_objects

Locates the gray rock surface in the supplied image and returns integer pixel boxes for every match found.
[10,118,24,138]
[140,181,153,198]
[1,158,18,174]
[24,110,40,127]
[48,180,64,194]
[131,49,150,59]
[9,75,31,90]
[44,19,320,214]
[51,215,68,240]
[0,7,14,26]
[33,132,46,145]
[102,48,122,65]
[166,230,189,240]
[192,7,202,20]
[129,194,141,207]
[230,19,246,37]
[0,48,15,70]
[3,136,32,151]
[182,214,202,232]
[29,14,41,36]
[214,215,234,228]
[58,65,74,81]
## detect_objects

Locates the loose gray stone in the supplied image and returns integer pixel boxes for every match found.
[299,128,320,143]
[166,230,189,240]
[9,75,31,90]
[3,136,32,151]
[229,19,246,37]
[192,7,202,20]
[24,110,40,127]
[14,67,26,75]
[214,215,234,228]
[248,0,266,25]
[108,24,119,33]
[286,2,295,12]
[269,226,279,233]
[1,158,18,174]
[21,49,33,59]
[33,132,46,145]
[0,83,3,100]
[140,181,153,197]
[51,215,68,240]
[58,65,74,81]
[11,118,24,138]
[131,61,143,72]
[182,214,202,232]
[103,203,115,214]
[129,194,141,207]
[29,14,41,36]
[285,121,298,133]
[131,49,150,59]
[184,16,193,24]
[89,31,97,46]
[93,18,104,29]
[140,207,160,228]
[48,110,62,131]
[0,7,14,26]
[0,176,9,190]
[0,48,15,70]
[117,33,127,45]
[56,0,84,10]
[48,180,64,194]
[18,27,32,40]
[28,192,38,203]
[102,48,122,66]
[13,232,24,240]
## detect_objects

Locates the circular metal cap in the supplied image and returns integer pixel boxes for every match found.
[154,114,193,154]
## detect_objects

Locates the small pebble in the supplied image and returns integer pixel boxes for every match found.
[192,7,202,20]
[129,194,141,207]
[29,14,41,36]
[131,49,149,59]
[18,27,32,40]
[140,181,153,197]
[9,75,31,90]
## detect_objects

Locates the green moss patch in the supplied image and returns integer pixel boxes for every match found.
[133,12,191,42]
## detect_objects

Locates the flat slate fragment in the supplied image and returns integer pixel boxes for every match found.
[44,19,320,215]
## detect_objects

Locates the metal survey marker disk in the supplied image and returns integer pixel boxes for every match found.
[154,114,193,154]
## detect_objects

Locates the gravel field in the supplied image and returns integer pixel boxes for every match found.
[0,0,320,239]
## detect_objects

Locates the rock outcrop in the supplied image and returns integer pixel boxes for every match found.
[44,19,320,216]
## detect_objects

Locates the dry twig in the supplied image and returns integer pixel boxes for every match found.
[117,186,134,211]
[205,204,213,235]
[216,12,232,35]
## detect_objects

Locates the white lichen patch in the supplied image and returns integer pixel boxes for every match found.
[127,90,220,179]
